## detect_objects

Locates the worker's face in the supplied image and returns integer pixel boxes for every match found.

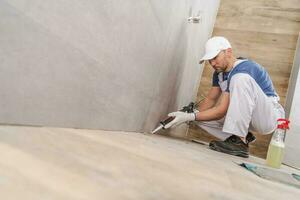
[208,50,229,73]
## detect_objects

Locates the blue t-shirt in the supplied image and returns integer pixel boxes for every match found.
[212,60,277,97]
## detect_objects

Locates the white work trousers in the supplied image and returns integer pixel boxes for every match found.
[195,73,285,140]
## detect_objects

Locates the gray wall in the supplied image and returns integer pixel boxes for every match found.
[0,0,219,132]
[283,34,300,168]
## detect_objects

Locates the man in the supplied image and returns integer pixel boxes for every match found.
[165,36,285,158]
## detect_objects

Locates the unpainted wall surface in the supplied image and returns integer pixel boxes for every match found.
[0,0,220,132]
[284,34,300,168]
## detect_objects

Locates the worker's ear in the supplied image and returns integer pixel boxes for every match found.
[226,48,232,54]
[225,48,233,57]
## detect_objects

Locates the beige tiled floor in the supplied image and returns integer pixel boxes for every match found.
[0,125,299,200]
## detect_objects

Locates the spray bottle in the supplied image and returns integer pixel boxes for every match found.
[266,119,290,168]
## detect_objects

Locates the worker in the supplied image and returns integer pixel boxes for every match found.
[165,36,285,158]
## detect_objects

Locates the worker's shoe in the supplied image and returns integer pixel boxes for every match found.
[209,135,249,158]
[246,132,256,144]
[209,132,256,148]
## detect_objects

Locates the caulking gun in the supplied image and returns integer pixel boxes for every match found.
[151,102,198,134]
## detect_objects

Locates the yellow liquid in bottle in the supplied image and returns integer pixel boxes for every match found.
[266,143,284,168]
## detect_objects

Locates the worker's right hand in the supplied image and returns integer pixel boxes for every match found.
[164,111,196,129]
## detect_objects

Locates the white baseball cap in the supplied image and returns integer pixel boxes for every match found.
[199,36,231,64]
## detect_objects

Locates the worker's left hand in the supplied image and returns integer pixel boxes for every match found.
[164,111,196,129]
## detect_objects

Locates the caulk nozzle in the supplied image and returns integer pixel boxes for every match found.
[151,124,163,134]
